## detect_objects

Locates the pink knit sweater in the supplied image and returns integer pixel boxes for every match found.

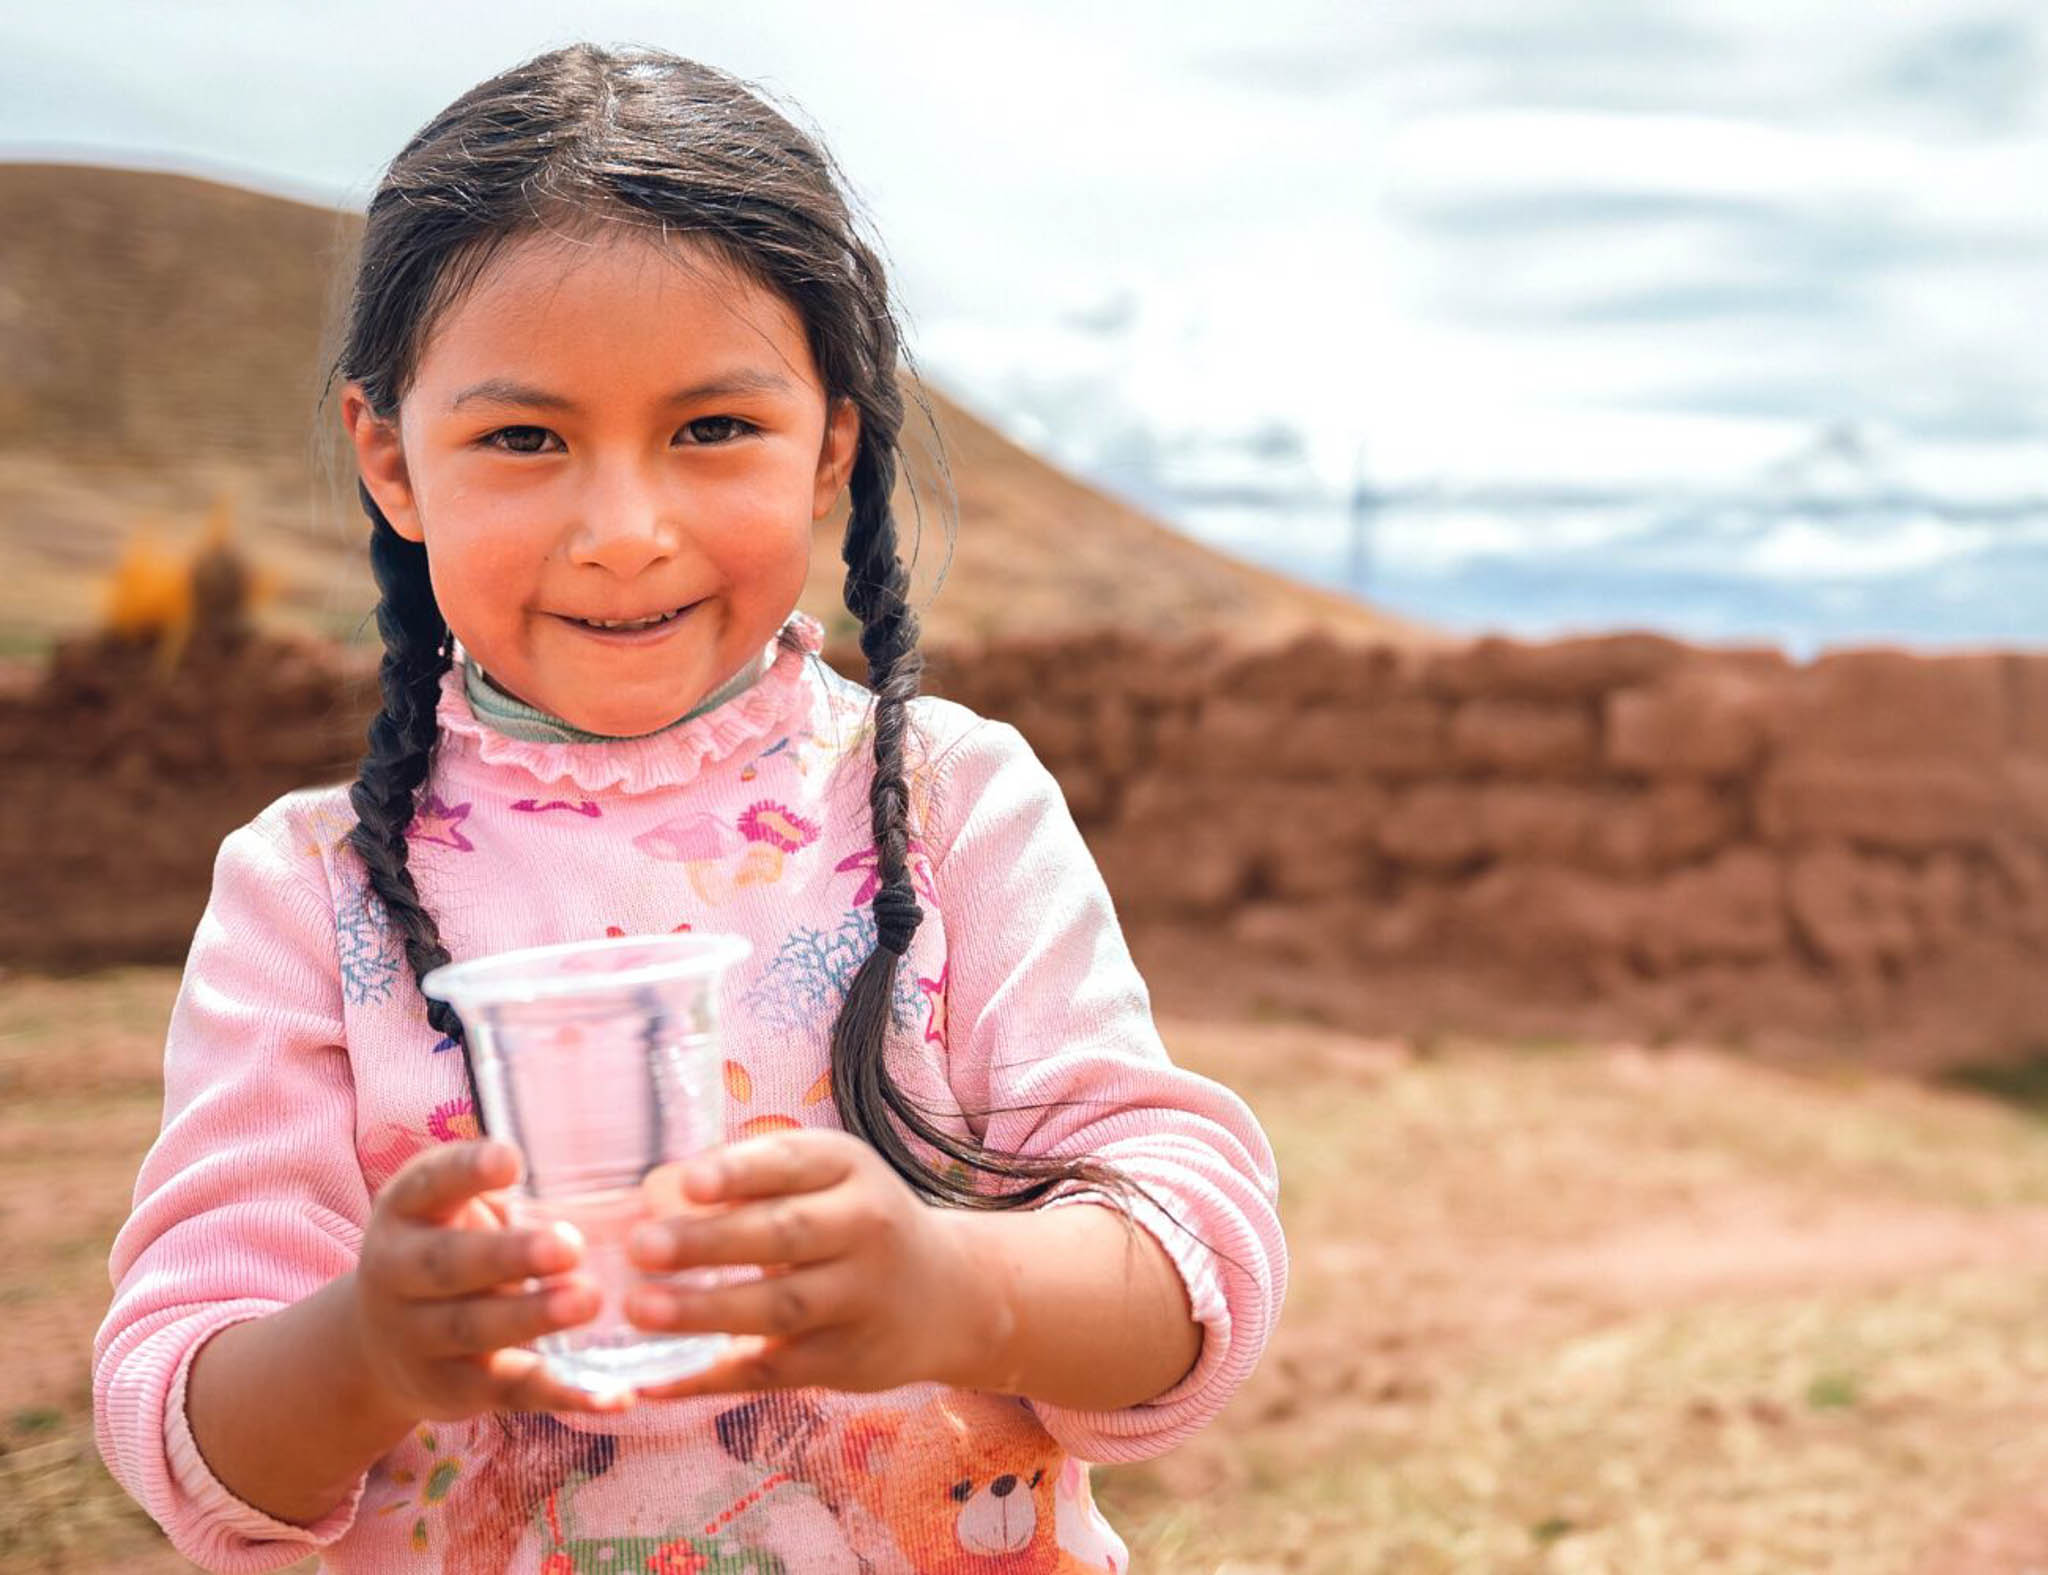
[94,611,1286,1574]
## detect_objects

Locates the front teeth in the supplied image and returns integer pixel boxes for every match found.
[580,609,678,630]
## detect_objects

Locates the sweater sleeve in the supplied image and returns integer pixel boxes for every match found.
[92,808,374,1571]
[925,717,1287,1464]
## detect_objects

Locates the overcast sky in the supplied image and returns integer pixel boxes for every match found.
[5,1,2045,644]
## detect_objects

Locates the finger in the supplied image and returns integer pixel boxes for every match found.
[655,1129,861,1208]
[408,1277,603,1359]
[629,1191,855,1273]
[381,1217,585,1300]
[624,1263,853,1341]
[378,1140,523,1226]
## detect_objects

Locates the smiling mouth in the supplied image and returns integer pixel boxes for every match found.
[562,605,693,632]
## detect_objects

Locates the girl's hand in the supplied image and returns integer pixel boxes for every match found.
[621,1129,991,1399]
[351,1139,631,1421]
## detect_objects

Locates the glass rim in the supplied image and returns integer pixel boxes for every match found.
[420,931,752,1008]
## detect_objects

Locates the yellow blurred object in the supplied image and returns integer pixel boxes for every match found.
[100,525,192,642]
[98,493,271,671]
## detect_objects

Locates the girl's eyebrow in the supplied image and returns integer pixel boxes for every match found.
[447,369,797,413]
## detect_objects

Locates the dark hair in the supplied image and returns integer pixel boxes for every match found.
[328,42,1136,1214]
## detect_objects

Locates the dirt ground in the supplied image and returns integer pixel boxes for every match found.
[7,971,2048,1573]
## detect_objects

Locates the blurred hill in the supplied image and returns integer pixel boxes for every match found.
[0,161,1416,658]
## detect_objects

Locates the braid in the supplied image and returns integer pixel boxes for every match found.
[344,494,468,1059]
[840,387,925,960]
[342,496,614,1518]
[826,382,1138,1214]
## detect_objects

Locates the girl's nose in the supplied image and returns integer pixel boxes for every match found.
[566,465,684,576]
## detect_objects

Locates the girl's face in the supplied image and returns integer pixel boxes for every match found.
[342,229,857,737]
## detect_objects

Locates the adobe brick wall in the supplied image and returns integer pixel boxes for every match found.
[916,629,2048,1070]
[0,629,371,969]
[6,623,2043,1068]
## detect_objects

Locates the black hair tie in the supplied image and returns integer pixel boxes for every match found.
[873,879,923,957]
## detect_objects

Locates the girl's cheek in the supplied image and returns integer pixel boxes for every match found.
[447,536,545,614]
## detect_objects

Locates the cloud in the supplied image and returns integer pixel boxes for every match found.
[1875,16,2042,134]
[1060,290,1138,336]
[1418,9,1740,111]
[1406,190,1786,238]
[1555,280,1859,328]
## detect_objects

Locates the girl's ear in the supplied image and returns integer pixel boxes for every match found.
[812,396,861,522]
[341,382,426,543]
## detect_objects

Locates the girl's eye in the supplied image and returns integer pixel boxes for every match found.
[479,417,754,454]
[682,415,754,444]
[482,425,558,455]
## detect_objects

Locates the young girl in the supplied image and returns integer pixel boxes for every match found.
[95,42,1284,1574]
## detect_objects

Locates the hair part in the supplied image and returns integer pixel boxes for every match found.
[327,41,1140,1216]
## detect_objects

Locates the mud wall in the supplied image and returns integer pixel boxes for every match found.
[921,629,2048,1069]
[0,629,372,969]
[6,625,2044,1067]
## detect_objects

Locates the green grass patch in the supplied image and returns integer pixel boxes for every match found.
[1940,1048,2048,1120]
[1805,1371,1860,1410]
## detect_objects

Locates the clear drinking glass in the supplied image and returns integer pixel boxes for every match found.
[420,932,751,1395]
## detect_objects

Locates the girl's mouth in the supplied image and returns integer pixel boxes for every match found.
[558,604,696,640]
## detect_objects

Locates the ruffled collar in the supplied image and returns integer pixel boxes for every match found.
[434,611,826,797]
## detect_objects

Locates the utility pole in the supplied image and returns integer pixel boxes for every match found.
[1347,447,1375,599]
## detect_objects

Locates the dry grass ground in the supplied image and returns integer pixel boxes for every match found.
[6,973,2048,1573]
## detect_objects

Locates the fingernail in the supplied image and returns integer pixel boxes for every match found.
[532,1221,581,1274]
[682,1157,721,1197]
[549,1284,598,1323]
[627,1285,680,1325]
[630,1222,668,1264]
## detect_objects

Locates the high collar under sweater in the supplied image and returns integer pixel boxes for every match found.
[435,612,825,797]
[461,648,770,744]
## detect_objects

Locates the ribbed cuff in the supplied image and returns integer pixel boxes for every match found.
[1024,1180,1252,1463]
[163,1312,367,1552]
